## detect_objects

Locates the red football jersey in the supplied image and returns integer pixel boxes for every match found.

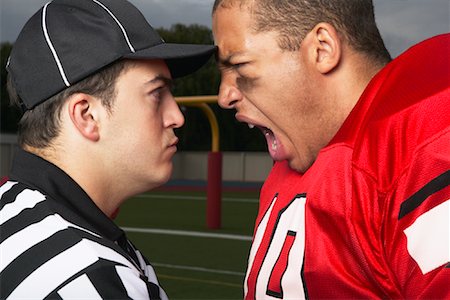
[244,34,450,299]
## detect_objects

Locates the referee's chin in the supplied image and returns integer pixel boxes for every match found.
[142,162,174,193]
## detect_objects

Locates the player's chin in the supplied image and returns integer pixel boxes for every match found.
[287,157,312,174]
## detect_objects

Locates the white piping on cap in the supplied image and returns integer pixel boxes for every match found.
[92,0,136,53]
[42,1,71,87]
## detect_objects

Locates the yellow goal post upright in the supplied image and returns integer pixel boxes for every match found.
[175,95,222,229]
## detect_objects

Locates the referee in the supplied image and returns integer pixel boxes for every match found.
[0,0,215,298]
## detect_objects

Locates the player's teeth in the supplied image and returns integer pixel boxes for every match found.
[271,139,277,151]
[248,124,255,129]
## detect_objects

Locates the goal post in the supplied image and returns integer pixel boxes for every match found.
[175,96,222,229]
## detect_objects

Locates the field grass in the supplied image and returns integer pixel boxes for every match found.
[114,189,260,299]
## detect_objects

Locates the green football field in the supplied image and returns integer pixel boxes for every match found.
[114,189,260,299]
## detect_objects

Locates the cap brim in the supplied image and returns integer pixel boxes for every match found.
[124,43,217,78]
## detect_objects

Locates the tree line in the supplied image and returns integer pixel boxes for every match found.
[0,24,265,152]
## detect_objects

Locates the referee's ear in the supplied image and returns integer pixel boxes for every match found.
[67,93,101,142]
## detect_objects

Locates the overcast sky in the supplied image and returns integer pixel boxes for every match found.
[1,0,449,57]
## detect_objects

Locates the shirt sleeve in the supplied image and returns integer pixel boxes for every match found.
[383,130,450,299]
[47,259,165,299]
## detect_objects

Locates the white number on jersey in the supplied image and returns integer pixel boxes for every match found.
[244,194,307,299]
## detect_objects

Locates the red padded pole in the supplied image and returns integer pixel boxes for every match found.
[207,151,222,229]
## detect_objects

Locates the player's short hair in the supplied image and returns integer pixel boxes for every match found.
[213,0,391,62]
[7,59,133,149]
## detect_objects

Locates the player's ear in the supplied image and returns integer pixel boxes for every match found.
[67,93,101,142]
[305,22,341,74]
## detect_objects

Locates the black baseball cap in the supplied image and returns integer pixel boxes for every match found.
[6,0,217,110]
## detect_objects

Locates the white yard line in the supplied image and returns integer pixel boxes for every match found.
[152,262,245,277]
[135,194,258,204]
[121,227,252,241]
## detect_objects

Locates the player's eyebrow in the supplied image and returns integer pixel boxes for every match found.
[217,54,232,68]
[216,52,243,68]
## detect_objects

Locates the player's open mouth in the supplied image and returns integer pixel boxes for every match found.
[248,123,278,157]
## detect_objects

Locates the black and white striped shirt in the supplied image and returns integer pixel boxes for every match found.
[0,149,168,299]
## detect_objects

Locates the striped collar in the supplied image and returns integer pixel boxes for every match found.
[9,148,124,243]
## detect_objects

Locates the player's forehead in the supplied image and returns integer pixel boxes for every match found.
[214,0,253,11]
[213,2,256,50]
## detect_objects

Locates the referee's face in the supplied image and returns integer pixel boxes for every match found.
[101,59,184,194]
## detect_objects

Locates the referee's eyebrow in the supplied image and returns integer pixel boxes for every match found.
[145,75,174,89]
